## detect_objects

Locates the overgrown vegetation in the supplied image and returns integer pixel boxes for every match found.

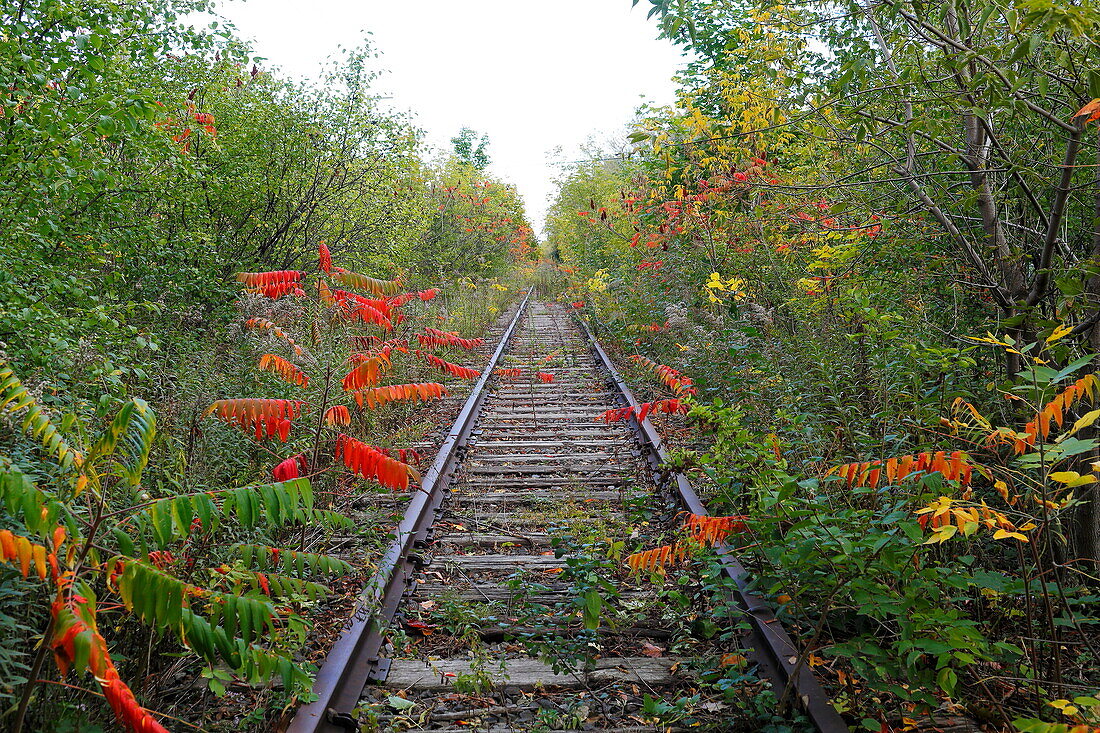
[0,1,535,730]
[545,0,1100,729]
[6,0,1100,729]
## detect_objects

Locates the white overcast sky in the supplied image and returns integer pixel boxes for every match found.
[210,0,687,233]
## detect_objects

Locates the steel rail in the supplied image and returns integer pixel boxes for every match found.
[288,289,532,733]
[576,315,848,733]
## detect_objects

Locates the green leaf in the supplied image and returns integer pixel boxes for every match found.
[193,493,216,532]
[936,667,958,695]
[1089,70,1100,99]
[582,588,602,630]
[149,500,174,548]
[1051,354,1095,384]
[113,528,134,557]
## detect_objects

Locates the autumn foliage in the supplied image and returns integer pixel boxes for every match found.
[204,399,305,442]
[323,405,351,426]
[915,496,1032,543]
[236,271,306,299]
[330,269,401,297]
[996,373,1098,453]
[342,354,391,391]
[601,398,687,423]
[828,450,976,490]
[235,270,303,287]
[418,327,484,350]
[626,513,748,573]
[415,350,481,380]
[335,434,415,491]
[352,382,447,409]
[630,355,697,396]
[257,353,309,387]
[0,528,54,580]
[272,454,309,482]
[52,595,170,733]
[334,290,394,330]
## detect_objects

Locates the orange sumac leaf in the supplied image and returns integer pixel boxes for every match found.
[324,405,351,426]
[235,271,303,287]
[601,406,634,423]
[630,355,697,396]
[257,354,308,388]
[626,544,688,574]
[683,513,747,545]
[272,453,308,481]
[415,350,480,380]
[353,382,447,410]
[829,450,977,488]
[205,399,304,442]
[334,434,415,491]
[0,529,50,579]
[1073,98,1100,124]
[418,327,484,350]
[601,399,687,423]
[51,597,169,733]
[350,336,409,358]
[342,354,391,391]
[250,282,306,299]
[1000,373,1099,453]
[333,290,394,330]
[387,292,416,307]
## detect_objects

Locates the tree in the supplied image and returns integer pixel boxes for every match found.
[450,127,491,170]
[634,0,1100,563]
[416,157,535,279]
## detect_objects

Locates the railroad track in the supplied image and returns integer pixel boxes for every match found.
[289,295,845,733]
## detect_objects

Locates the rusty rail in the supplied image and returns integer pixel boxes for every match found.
[575,314,848,733]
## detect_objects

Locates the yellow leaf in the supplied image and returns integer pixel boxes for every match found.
[1059,408,1100,440]
[1049,471,1096,488]
[1048,699,1079,716]
[923,525,957,544]
[993,529,1028,542]
[1046,323,1074,344]
[968,333,1011,347]
[915,496,954,515]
